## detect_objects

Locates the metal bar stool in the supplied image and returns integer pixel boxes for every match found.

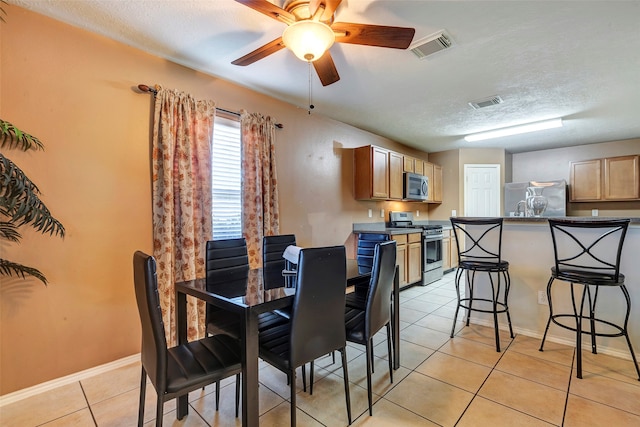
[539,218,640,380]
[450,217,514,352]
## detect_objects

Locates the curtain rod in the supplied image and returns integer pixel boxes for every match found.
[137,84,283,129]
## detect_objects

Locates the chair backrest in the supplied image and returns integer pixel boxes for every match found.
[133,251,167,391]
[206,238,249,283]
[263,234,297,269]
[450,217,505,264]
[365,240,397,336]
[548,218,629,281]
[289,246,347,367]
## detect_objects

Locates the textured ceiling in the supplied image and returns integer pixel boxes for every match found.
[10,0,640,154]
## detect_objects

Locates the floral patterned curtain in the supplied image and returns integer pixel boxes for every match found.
[241,111,280,268]
[151,86,215,344]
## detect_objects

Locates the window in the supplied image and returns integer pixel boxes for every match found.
[212,115,242,239]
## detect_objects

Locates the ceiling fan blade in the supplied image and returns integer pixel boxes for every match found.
[332,22,415,49]
[232,37,285,66]
[313,51,340,86]
[234,0,295,24]
[309,0,342,21]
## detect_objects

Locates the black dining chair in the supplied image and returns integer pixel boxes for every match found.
[205,238,249,338]
[450,217,514,352]
[344,240,396,416]
[258,245,352,426]
[263,234,298,291]
[133,251,242,427]
[539,218,640,380]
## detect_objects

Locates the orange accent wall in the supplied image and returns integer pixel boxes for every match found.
[0,5,421,394]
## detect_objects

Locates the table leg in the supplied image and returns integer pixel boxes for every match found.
[175,290,189,419]
[393,266,400,370]
[241,310,259,427]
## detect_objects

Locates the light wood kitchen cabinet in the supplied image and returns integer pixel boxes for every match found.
[442,231,451,271]
[423,162,434,201]
[570,159,602,201]
[392,232,422,287]
[570,155,639,201]
[354,145,442,202]
[403,156,415,172]
[392,234,408,287]
[408,233,422,284]
[604,155,639,200]
[433,164,443,203]
[389,151,404,200]
[354,145,389,199]
[443,228,460,272]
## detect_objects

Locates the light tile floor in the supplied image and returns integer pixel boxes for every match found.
[3,272,640,426]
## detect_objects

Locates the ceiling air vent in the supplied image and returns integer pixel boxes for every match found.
[468,96,503,110]
[410,30,453,59]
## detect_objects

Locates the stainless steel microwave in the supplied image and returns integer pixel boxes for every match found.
[404,172,428,201]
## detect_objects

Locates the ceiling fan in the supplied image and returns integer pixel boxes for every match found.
[232,0,416,86]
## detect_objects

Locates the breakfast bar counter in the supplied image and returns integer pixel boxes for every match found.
[471,219,640,359]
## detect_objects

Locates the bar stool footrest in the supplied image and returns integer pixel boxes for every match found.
[549,314,627,338]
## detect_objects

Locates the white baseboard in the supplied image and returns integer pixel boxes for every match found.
[468,318,635,361]
[0,353,140,408]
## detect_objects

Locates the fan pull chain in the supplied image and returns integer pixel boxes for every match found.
[308,62,314,115]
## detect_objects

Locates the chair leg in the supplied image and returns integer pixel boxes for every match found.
[588,285,598,354]
[340,348,352,425]
[235,374,241,418]
[310,360,315,395]
[574,283,587,379]
[365,342,374,416]
[467,270,476,326]
[138,367,147,427]
[539,277,555,351]
[489,272,501,352]
[215,380,220,410]
[451,268,463,338]
[386,323,393,383]
[155,396,164,427]
[290,370,297,427]
[620,285,640,380]
[503,270,514,338]
[301,364,307,392]
[370,338,375,374]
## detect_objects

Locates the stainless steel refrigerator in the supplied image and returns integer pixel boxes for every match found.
[504,179,567,217]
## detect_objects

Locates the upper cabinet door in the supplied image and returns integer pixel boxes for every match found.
[423,162,434,202]
[570,159,602,201]
[389,152,404,200]
[604,155,639,200]
[433,164,443,203]
[403,156,414,173]
[371,146,390,199]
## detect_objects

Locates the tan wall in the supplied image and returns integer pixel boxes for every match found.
[512,139,640,216]
[0,5,428,394]
[428,147,506,219]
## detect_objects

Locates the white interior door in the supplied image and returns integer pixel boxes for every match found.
[464,164,501,217]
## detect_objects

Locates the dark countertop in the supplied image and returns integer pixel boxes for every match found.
[354,217,640,234]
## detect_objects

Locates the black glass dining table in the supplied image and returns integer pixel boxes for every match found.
[175,259,399,427]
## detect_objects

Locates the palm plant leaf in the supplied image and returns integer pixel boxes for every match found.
[1,119,45,151]
[0,221,21,242]
[0,154,65,236]
[0,259,47,285]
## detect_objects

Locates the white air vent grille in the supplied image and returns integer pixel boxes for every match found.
[410,30,453,59]
[468,96,503,110]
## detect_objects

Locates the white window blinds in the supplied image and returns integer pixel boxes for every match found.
[212,116,242,240]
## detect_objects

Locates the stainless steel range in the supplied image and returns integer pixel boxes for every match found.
[389,211,444,286]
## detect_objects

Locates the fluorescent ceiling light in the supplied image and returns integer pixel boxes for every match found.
[464,118,563,142]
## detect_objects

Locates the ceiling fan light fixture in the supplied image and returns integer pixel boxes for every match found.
[282,20,335,62]
[464,118,563,142]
